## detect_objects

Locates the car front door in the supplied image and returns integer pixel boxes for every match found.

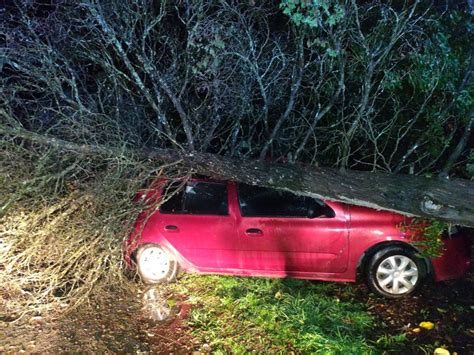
[235,183,349,274]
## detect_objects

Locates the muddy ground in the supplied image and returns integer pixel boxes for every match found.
[0,286,196,353]
[1,271,473,353]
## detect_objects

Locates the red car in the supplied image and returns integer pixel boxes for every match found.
[124,178,471,298]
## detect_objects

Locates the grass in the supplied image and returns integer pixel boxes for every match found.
[166,274,405,354]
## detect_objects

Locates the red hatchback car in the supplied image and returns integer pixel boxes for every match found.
[124,178,471,298]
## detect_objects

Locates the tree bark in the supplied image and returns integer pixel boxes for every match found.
[2,127,474,227]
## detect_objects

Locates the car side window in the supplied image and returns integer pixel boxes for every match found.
[159,181,185,213]
[238,183,334,218]
[160,181,228,215]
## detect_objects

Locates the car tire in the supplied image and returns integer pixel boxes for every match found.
[136,244,179,284]
[366,246,427,298]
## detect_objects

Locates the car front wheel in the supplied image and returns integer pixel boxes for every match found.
[136,244,179,284]
[366,247,427,298]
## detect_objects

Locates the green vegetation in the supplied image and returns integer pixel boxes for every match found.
[159,273,472,353]
[400,218,451,258]
[167,275,402,354]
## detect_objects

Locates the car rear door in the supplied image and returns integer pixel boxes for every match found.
[156,180,240,270]
[235,183,349,273]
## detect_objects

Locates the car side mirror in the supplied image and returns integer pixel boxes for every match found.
[324,206,335,218]
[307,208,318,219]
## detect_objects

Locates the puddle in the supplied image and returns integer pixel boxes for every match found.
[142,287,179,322]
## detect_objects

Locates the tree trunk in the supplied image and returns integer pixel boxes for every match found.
[2,127,474,227]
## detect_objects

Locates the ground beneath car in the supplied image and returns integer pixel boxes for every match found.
[1,271,473,353]
[366,274,474,353]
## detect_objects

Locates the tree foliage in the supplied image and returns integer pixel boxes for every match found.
[1,0,472,174]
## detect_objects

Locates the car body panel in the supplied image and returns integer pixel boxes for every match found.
[431,236,471,281]
[150,213,240,269]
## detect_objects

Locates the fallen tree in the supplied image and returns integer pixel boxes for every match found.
[2,1,473,324]
[3,127,473,227]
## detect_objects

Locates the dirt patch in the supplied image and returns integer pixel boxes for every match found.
[0,286,197,353]
[364,274,474,353]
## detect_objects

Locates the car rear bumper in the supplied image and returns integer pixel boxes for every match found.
[432,235,471,281]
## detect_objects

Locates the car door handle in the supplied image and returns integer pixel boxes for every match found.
[164,225,179,232]
[245,228,263,236]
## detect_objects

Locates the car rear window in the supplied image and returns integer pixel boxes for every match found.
[160,181,228,215]
[238,183,334,218]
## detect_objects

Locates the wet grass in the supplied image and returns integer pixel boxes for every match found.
[165,271,473,354]
[168,275,386,354]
